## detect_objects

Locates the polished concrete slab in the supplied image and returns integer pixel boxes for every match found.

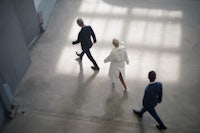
[2,0,200,133]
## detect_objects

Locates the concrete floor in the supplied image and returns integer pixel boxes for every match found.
[2,0,200,132]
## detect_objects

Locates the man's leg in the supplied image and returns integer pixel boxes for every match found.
[133,107,147,117]
[148,108,167,129]
[79,51,84,57]
[84,49,99,70]
[76,51,84,60]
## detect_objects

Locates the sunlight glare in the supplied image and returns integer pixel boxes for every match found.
[144,22,163,46]
[56,45,80,75]
[167,10,183,18]
[89,18,107,41]
[79,2,97,13]
[56,45,180,83]
[96,2,112,14]
[148,9,163,17]
[132,8,182,18]
[103,19,124,41]
[163,24,181,48]
[158,53,180,82]
[111,6,128,15]
[67,21,80,41]
[131,8,148,16]
[58,0,183,83]
[137,51,158,80]
[126,20,146,44]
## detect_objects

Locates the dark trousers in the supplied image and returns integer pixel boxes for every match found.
[140,107,165,126]
[80,49,99,68]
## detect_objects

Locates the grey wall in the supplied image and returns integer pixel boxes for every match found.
[33,0,58,30]
[0,0,40,128]
[0,98,5,132]
[0,0,31,92]
[0,0,57,129]
[33,0,42,11]
[13,0,40,46]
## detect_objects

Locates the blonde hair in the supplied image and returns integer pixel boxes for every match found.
[112,38,119,47]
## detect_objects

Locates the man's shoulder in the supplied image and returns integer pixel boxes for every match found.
[154,82,163,91]
[82,25,92,31]
[148,82,162,88]
[154,81,162,84]
[84,25,92,29]
[152,82,162,87]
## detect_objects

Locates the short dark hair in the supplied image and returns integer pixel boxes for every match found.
[148,71,156,81]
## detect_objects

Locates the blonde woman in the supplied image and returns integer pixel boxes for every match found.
[104,38,129,92]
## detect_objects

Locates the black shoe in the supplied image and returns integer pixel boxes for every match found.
[156,125,167,130]
[133,109,142,118]
[91,66,99,71]
[76,52,82,60]
[76,51,81,56]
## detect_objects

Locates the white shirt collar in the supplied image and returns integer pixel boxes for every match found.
[149,81,156,85]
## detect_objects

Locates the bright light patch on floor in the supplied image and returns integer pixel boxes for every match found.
[79,3,97,13]
[134,51,158,80]
[79,0,128,15]
[126,20,146,44]
[56,45,80,75]
[163,24,181,48]
[132,8,148,16]
[56,46,180,83]
[158,53,180,82]
[148,9,163,18]
[132,8,182,18]
[144,22,163,46]
[168,10,183,18]
[96,2,112,14]
[103,19,124,41]
[89,18,108,41]
[111,6,128,15]
[58,0,183,83]
[67,19,81,41]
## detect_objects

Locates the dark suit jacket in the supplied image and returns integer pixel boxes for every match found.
[73,25,96,51]
[143,82,163,108]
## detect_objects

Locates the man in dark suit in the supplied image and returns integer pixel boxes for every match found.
[72,18,99,71]
[133,71,167,130]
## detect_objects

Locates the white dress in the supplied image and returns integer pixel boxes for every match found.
[104,45,129,83]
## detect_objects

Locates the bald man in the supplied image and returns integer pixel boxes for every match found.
[72,18,99,71]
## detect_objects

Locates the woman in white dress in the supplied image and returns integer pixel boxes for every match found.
[104,38,129,91]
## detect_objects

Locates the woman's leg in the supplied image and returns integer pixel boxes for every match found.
[112,82,115,89]
[119,72,127,91]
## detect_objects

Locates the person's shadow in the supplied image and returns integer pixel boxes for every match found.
[93,88,128,132]
[76,58,99,88]
[133,112,146,133]
[103,88,128,120]
[72,59,99,109]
